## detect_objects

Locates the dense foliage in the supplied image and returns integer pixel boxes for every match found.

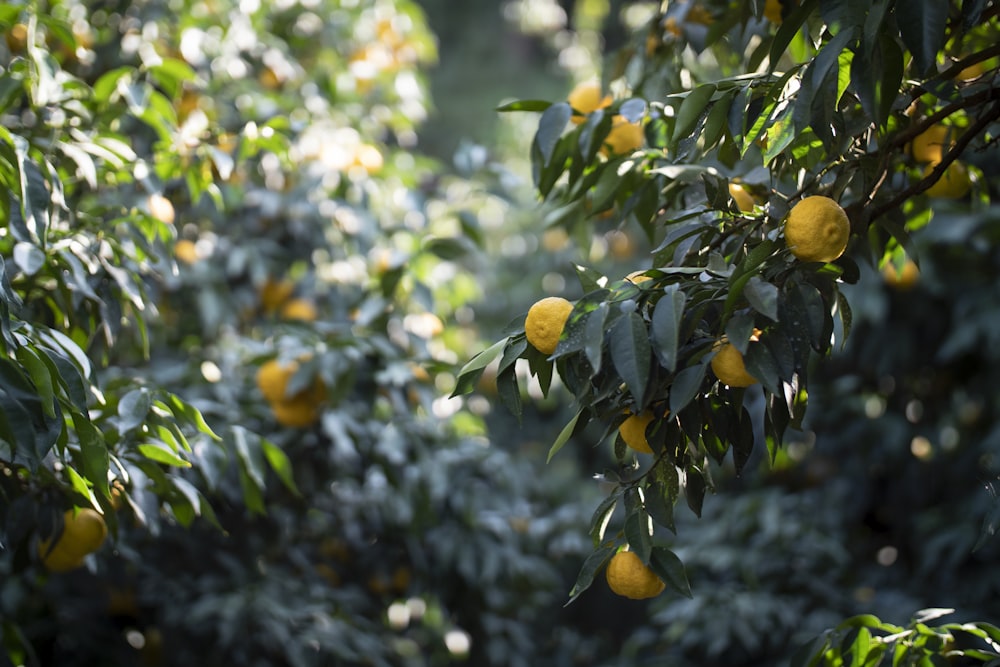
[1,0,999,665]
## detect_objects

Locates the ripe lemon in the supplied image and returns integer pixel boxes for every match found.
[619,411,661,454]
[763,0,784,24]
[784,196,850,263]
[883,259,919,291]
[256,358,327,428]
[924,161,971,199]
[711,340,758,387]
[259,279,295,313]
[729,183,756,213]
[525,296,573,355]
[147,194,175,225]
[271,401,321,428]
[174,239,199,265]
[38,508,108,572]
[281,298,318,322]
[601,116,644,156]
[909,125,953,163]
[568,81,612,124]
[606,550,666,599]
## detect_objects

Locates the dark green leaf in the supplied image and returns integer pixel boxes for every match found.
[589,489,622,546]
[651,285,687,372]
[137,442,192,468]
[685,465,707,517]
[565,545,617,605]
[895,0,949,75]
[496,364,523,420]
[672,84,716,143]
[610,312,651,406]
[547,410,581,463]
[649,546,693,598]
[534,102,572,165]
[118,388,152,433]
[744,276,779,321]
[262,439,300,497]
[451,338,508,397]
[670,362,707,414]
[496,99,553,112]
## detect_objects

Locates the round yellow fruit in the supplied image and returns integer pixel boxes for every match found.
[763,0,784,24]
[924,161,971,199]
[38,508,108,573]
[619,411,657,454]
[568,81,612,124]
[784,196,850,263]
[525,296,573,355]
[711,341,758,388]
[882,259,919,291]
[271,400,321,428]
[909,125,953,164]
[729,183,756,213]
[256,358,327,412]
[601,116,644,156]
[147,193,175,225]
[280,298,318,322]
[174,239,199,265]
[606,550,666,600]
[259,279,295,313]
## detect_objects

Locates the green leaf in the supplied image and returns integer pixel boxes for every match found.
[623,489,653,563]
[451,338,508,397]
[118,388,152,433]
[645,477,677,533]
[744,276,779,321]
[565,545,617,606]
[496,364,523,420]
[670,361,708,414]
[589,489,621,547]
[649,546,693,598]
[895,0,948,75]
[651,285,687,372]
[610,312,651,406]
[262,439,300,497]
[546,410,581,463]
[496,99,553,112]
[685,465,707,517]
[671,84,716,143]
[137,442,192,468]
[534,102,571,165]
[15,346,56,419]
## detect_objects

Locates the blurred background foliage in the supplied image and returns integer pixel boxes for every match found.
[0,0,998,666]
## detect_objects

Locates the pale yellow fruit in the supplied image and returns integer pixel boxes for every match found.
[280,298,318,322]
[256,358,327,428]
[784,196,850,263]
[883,259,919,291]
[174,239,199,265]
[270,401,321,428]
[38,508,108,572]
[711,341,758,388]
[568,81,612,124]
[601,116,644,156]
[259,279,295,313]
[924,161,971,199]
[909,125,953,163]
[763,0,784,24]
[606,550,665,599]
[619,411,657,454]
[525,297,573,355]
[148,194,175,225]
[729,183,756,213]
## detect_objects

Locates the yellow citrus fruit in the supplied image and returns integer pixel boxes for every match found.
[353,144,384,174]
[280,298,318,322]
[601,116,645,156]
[729,183,756,213]
[606,550,666,600]
[763,0,784,24]
[883,259,919,291]
[568,81,612,124]
[174,239,199,265]
[687,4,715,25]
[38,508,108,573]
[909,125,953,163]
[784,196,850,263]
[956,60,984,81]
[259,279,295,313]
[271,400,320,428]
[148,194,175,225]
[525,296,573,355]
[924,161,971,198]
[619,411,659,454]
[711,340,758,387]
[256,358,326,407]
